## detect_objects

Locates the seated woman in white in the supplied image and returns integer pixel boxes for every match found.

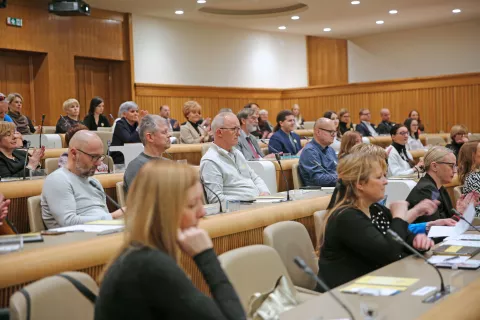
[404,118,424,151]
[387,124,424,177]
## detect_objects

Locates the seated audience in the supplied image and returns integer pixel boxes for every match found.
[180,101,212,144]
[299,118,338,187]
[243,103,262,138]
[111,101,147,164]
[159,104,180,132]
[124,115,171,194]
[95,161,245,320]
[200,112,270,204]
[292,104,304,129]
[7,93,37,134]
[458,141,480,217]
[338,131,362,159]
[244,102,259,112]
[317,152,434,290]
[0,122,44,178]
[376,108,395,135]
[83,97,111,131]
[42,131,123,229]
[386,124,423,177]
[219,108,233,113]
[323,111,341,152]
[236,108,266,160]
[338,108,353,135]
[356,109,378,137]
[268,110,302,155]
[0,93,14,123]
[58,124,108,173]
[408,110,425,133]
[56,98,83,134]
[404,118,424,151]
[258,109,274,139]
[446,124,469,162]
[406,146,456,224]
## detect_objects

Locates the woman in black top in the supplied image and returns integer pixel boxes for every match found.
[0,122,44,178]
[55,98,83,134]
[318,152,435,291]
[95,161,245,320]
[338,108,353,135]
[408,110,425,133]
[445,124,469,163]
[83,97,111,131]
[6,93,38,135]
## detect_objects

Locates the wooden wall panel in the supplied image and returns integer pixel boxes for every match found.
[307,36,348,86]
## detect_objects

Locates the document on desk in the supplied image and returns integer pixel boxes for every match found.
[428,255,470,264]
[355,276,419,287]
[85,219,124,225]
[428,203,475,238]
[51,225,123,233]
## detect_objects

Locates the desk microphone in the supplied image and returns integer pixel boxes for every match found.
[260,139,282,155]
[274,153,291,201]
[89,180,125,215]
[106,140,111,174]
[451,208,480,233]
[387,229,450,303]
[200,176,223,213]
[39,114,46,148]
[22,141,32,181]
[293,257,356,320]
[109,114,115,123]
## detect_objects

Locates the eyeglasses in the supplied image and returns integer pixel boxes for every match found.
[220,127,241,133]
[319,128,337,136]
[77,149,105,162]
[397,131,409,136]
[361,113,371,116]
[436,161,458,170]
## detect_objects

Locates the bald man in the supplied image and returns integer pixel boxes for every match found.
[298,118,338,187]
[376,108,395,135]
[41,131,123,229]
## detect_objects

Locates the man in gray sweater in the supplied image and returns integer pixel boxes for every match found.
[123,115,171,194]
[41,131,124,229]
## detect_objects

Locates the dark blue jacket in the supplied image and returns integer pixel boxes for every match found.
[268,130,302,154]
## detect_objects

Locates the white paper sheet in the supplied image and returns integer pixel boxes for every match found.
[427,255,470,264]
[50,225,123,233]
[443,240,480,248]
[447,234,480,241]
[428,203,475,238]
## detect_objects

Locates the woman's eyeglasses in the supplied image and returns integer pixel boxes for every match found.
[436,161,458,170]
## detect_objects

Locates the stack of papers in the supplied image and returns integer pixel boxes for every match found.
[428,203,475,238]
[50,224,123,233]
[340,276,419,296]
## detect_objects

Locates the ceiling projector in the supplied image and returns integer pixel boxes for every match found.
[48,0,91,16]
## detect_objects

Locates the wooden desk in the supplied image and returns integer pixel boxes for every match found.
[0,174,124,233]
[166,144,205,165]
[410,149,427,163]
[369,136,392,148]
[294,129,313,137]
[0,192,331,307]
[42,148,67,160]
[270,158,298,192]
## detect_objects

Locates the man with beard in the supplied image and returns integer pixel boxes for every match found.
[236,108,275,160]
[41,131,123,229]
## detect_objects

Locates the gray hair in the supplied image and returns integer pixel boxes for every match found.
[138,114,167,145]
[237,108,255,125]
[219,108,233,113]
[259,109,268,115]
[211,112,235,132]
[118,101,138,117]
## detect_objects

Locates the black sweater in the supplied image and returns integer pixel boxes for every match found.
[318,205,414,290]
[83,114,111,131]
[95,246,245,320]
[111,118,141,164]
[0,149,31,178]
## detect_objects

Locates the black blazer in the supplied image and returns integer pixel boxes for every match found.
[338,121,352,135]
[376,121,395,135]
[0,149,30,179]
[318,204,414,291]
[83,114,111,131]
[111,118,141,164]
[355,122,376,137]
[406,173,454,223]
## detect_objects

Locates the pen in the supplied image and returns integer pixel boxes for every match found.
[97,228,124,236]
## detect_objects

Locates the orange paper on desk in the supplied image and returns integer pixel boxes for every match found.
[355,276,419,287]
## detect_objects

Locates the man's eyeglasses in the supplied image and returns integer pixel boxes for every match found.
[436,161,458,170]
[318,128,337,136]
[77,149,105,162]
[361,113,371,116]
[220,127,241,133]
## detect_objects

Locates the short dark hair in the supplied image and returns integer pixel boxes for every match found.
[65,124,89,147]
[274,110,293,132]
[88,97,104,115]
[323,111,337,120]
[390,123,407,137]
[244,102,259,109]
[404,118,419,139]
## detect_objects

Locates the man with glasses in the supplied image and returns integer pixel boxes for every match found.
[356,108,378,137]
[124,115,171,194]
[200,112,270,205]
[42,131,123,229]
[376,108,395,135]
[298,118,338,187]
[236,108,275,161]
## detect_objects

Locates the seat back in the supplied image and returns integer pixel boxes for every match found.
[116,181,126,208]
[314,210,327,250]
[303,121,315,130]
[426,135,446,146]
[102,156,114,173]
[97,127,112,132]
[385,179,417,207]
[263,221,317,290]
[44,158,60,175]
[454,185,463,205]
[9,272,98,320]
[292,163,303,190]
[171,131,181,143]
[201,143,213,156]
[93,131,113,154]
[246,161,277,193]
[27,195,45,232]
[218,245,296,310]
[41,126,56,134]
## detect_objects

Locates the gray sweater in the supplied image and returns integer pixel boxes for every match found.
[123,153,170,194]
[41,167,112,229]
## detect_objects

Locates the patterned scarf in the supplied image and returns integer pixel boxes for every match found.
[8,111,31,134]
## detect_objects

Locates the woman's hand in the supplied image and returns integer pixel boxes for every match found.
[412,234,434,251]
[427,218,457,228]
[139,110,149,122]
[406,199,439,223]
[27,146,45,169]
[389,201,409,220]
[0,194,10,226]
[35,125,42,134]
[177,227,213,257]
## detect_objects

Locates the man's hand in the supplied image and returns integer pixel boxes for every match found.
[259,192,270,196]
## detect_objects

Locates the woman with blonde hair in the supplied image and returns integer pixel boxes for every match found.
[338,131,362,159]
[55,98,83,133]
[6,93,38,135]
[338,108,353,135]
[95,161,245,320]
[180,101,212,144]
[458,141,480,216]
[291,103,304,129]
[317,153,435,291]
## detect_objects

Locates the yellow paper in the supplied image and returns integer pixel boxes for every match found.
[355,276,419,287]
[341,283,408,292]
[445,246,462,253]
[85,219,124,225]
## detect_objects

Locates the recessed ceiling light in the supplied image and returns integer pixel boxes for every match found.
[452,9,462,13]
[351,1,360,5]
[376,20,384,25]
[175,10,184,15]
[291,16,300,20]
[389,10,398,14]
[323,28,332,32]
[278,26,287,30]
[197,0,206,3]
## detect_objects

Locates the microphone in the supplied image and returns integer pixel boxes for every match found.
[39,114,46,148]
[22,142,32,180]
[200,176,223,213]
[89,180,125,215]
[109,114,115,123]
[274,153,291,201]
[106,140,111,174]
[387,229,450,302]
[451,208,480,233]
[261,139,282,155]
[293,257,356,320]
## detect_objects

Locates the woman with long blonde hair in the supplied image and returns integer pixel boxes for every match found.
[95,161,245,320]
[317,152,436,291]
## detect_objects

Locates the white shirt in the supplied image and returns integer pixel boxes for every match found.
[362,121,378,137]
[406,135,424,151]
[200,143,269,204]
[386,145,415,177]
